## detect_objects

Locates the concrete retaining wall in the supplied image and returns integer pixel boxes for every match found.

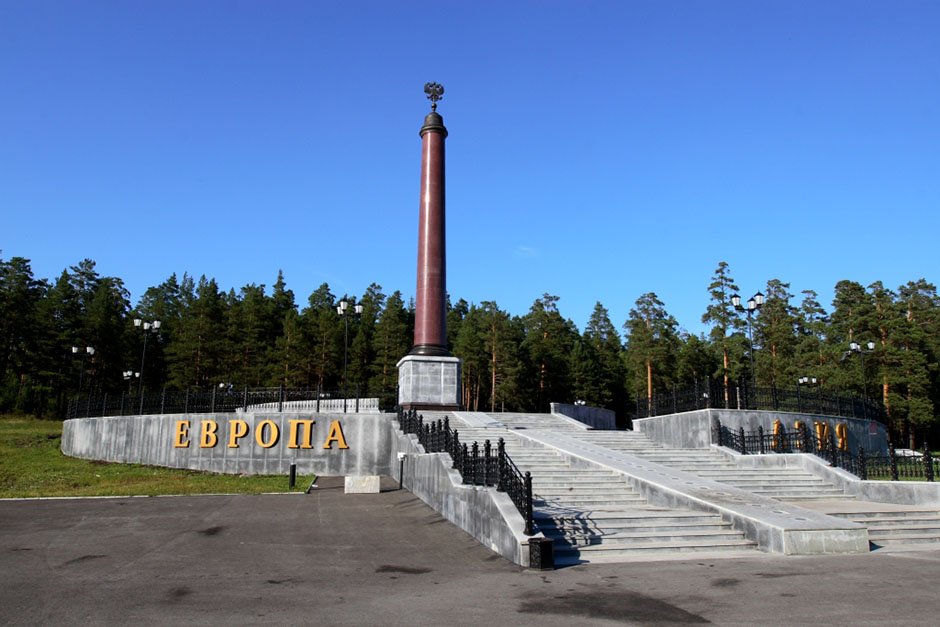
[62,412,534,567]
[62,413,395,477]
[634,408,888,455]
[550,403,616,430]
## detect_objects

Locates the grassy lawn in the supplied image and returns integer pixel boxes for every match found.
[0,415,313,498]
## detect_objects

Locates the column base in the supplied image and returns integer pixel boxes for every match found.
[397,354,462,411]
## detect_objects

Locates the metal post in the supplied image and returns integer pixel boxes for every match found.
[483,440,491,485]
[210,385,217,413]
[278,384,284,412]
[119,392,125,416]
[858,447,867,481]
[242,385,249,412]
[497,438,506,491]
[739,426,747,454]
[889,443,899,481]
[523,472,534,536]
[161,386,166,415]
[758,425,765,455]
[184,388,190,414]
[924,445,934,482]
[289,463,296,489]
[355,384,360,413]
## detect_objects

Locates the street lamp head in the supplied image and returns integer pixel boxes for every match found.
[866,341,875,351]
[86,346,95,355]
[747,297,757,312]
[731,293,742,308]
[339,299,348,312]
[754,292,765,307]
[152,320,161,330]
[849,341,860,352]
[72,346,79,354]
[143,322,151,331]
[336,306,344,315]
[354,304,363,315]
[134,318,142,328]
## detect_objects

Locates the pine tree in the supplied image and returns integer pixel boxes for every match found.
[370,291,410,405]
[701,262,745,404]
[624,292,679,402]
[522,294,577,412]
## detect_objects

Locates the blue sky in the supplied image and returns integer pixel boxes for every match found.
[2,1,937,336]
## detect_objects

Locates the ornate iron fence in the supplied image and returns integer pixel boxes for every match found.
[714,419,938,482]
[66,386,389,419]
[637,378,885,424]
[396,408,535,536]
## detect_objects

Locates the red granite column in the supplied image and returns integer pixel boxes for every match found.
[410,106,450,356]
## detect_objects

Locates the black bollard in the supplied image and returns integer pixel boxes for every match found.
[289,463,296,489]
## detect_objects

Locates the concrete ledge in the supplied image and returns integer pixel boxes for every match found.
[550,403,615,430]
[345,476,380,493]
[512,430,869,555]
[635,409,888,455]
[390,427,538,567]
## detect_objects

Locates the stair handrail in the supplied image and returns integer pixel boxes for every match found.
[395,408,535,535]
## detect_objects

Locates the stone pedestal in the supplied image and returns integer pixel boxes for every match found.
[397,355,461,411]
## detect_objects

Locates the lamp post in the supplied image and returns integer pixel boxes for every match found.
[133,318,161,413]
[843,340,875,401]
[72,346,95,393]
[732,291,764,403]
[336,298,363,412]
[123,370,140,394]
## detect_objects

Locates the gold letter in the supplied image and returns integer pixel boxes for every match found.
[288,419,316,449]
[174,420,190,448]
[228,420,249,448]
[256,419,279,448]
[836,422,849,451]
[200,420,218,448]
[323,420,349,450]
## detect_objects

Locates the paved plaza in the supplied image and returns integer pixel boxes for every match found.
[2,477,939,626]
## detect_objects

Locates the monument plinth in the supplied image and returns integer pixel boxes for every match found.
[398,82,461,410]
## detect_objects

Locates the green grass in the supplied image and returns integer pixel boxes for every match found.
[0,415,313,498]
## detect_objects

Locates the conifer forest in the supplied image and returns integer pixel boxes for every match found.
[1,256,937,447]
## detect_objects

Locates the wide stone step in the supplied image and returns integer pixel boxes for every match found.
[831,511,940,522]
[553,538,758,560]
[548,529,748,547]
[534,510,722,525]
[534,487,637,496]
[869,533,940,545]
[531,479,628,488]
[540,520,735,535]
[864,524,940,536]
[777,493,856,501]
[535,495,648,507]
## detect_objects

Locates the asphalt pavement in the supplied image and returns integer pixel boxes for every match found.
[2,477,939,626]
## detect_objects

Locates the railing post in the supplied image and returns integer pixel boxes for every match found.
[210,385,217,413]
[739,426,747,455]
[672,385,677,414]
[497,438,506,491]
[242,385,249,412]
[858,447,868,481]
[889,443,899,481]
[483,440,492,486]
[278,384,284,412]
[524,472,534,535]
[924,445,934,482]
[119,392,125,416]
[161,386,166,415]
[715,420,723,447]
[758,425,765,455]
[470,442,479,485]
[184,388,190,414]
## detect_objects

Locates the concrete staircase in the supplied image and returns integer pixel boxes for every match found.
[449,416,758,564]
[567,430,852,501]
[808,503,940,548]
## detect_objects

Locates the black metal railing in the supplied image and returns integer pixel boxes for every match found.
[714,419,939,482]
[65,386,390,419]
[396,408,535,535]
[637,378,886,424]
